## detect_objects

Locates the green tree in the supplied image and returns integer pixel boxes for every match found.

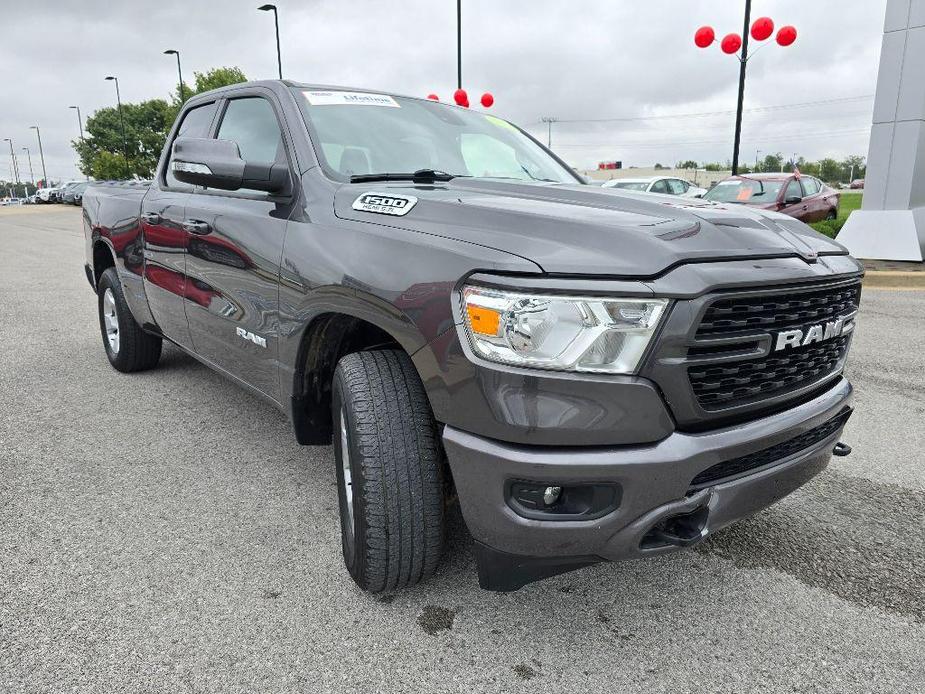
[762,152,783,173]
[73,67,248,180]
[841,155,865,181]
[676,160,698,170]
[817,158,840,183]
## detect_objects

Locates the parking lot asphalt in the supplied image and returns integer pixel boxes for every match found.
[2,206,924,693]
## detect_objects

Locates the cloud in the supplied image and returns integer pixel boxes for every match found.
[1,0,887,182]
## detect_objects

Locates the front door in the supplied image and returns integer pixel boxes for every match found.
[142,100,219,349]
[779,178,809,221]
[182,92,296,400]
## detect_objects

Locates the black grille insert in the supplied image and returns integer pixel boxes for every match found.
[696,282,861,338]
[690,408,852,489]
[687,280,860,412]
[689,335,849,409]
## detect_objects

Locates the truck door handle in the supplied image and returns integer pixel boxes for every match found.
[141,212,161,225]
[183,219,211,235]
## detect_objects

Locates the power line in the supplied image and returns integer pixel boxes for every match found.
[552,127,871,149]
[539,94,874,125]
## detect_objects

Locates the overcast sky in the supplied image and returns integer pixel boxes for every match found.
[1,0,887,183]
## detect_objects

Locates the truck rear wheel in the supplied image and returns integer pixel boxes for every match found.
[97,267,162,373]
[332,349,445,593]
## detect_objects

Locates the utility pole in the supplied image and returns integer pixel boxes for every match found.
[69,106,88,180]
[22,147,34,183]
[755,148,761,172]
[541,117,558,148]
[258,5,283,79]
[30,126,47,187]
[730,0,752,174]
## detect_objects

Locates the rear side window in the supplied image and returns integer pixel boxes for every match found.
[217,98,284,164]
[801,177,820,196]
[667,179,687,195]
[650,179,669,194]
[165,101,217,188]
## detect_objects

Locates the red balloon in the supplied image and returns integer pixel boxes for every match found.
[453,88,468,105]
[720,33,742,54]
[694,25,715,48]
[480,92,494,108]
[751,16,774,41]
[776,25,797,46]
[461,99,470,108]
[426,93,439,101]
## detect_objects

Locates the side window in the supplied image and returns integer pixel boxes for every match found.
[785,179,803,201]
[801,177,820,196]
[667,179,686,195]
[650,179,669,194]
[165,102,217,188]
[217,97,284,165]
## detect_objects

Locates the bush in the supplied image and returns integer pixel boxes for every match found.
[809,218,846,239]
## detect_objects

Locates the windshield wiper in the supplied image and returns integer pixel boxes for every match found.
[349,169,461,184]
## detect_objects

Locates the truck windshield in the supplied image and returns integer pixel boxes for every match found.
[293,89,579,184]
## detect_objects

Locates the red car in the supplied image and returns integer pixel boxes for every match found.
[703,173,840,223]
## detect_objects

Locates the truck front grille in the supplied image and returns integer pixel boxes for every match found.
[686,280,860,413]
[689,335,850,410]
[695,282,861,338]
[689,407,852,489]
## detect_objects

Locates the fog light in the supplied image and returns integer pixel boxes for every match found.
[543,486,562,506]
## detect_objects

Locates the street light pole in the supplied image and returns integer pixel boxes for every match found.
[258,5,283,79]
[755,148,761,172]
[69,105,88,180]
[22,147,34,183]
[164,50,185,102]
[3,138,19,183]
[105,76,130,179]
[30,126,48,187]
[730,0,752,175]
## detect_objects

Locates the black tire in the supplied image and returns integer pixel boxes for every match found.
[97,267,162,373]
[825,209,837,221]
[332,349,445,593]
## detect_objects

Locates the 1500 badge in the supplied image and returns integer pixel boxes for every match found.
[352,192,418,216]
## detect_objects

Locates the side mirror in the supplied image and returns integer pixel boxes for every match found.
[694,193,703,198]
[784,195,803,204]
[170,137,289,193]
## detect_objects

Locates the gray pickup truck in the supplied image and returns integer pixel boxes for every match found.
[82,80,861,592]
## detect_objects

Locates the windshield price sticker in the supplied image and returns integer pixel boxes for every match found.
[304,91,400,107]
[352,192,418,216]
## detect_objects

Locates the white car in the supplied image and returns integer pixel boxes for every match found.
[602,176,707,198]
[36,187,60,203]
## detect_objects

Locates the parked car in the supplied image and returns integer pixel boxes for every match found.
[703,173,840,223]
[602,176,707,198]
[63,182,89,205]
[850,179,865,189]
[57,181,83,203]
[35,187,59,203]
[1,197,24,206]
[82,80,861,593]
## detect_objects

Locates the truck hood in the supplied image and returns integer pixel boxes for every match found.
[334,179,847,277]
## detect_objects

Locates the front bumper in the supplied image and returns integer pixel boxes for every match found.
[443,377,853,590]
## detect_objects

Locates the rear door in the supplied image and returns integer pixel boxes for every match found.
[181,89,297,400]
[141,100,219,349]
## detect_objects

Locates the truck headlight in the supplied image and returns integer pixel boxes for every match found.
[460,285,668,374]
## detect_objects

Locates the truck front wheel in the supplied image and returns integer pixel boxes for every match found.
[97,267,162,373]
[332,349,445,593]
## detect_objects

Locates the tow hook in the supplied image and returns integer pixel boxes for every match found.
[833,442,852,457]
[642,504,710,549]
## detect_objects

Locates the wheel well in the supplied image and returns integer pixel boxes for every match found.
[92,240,115,288]
[291,313,402,445]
